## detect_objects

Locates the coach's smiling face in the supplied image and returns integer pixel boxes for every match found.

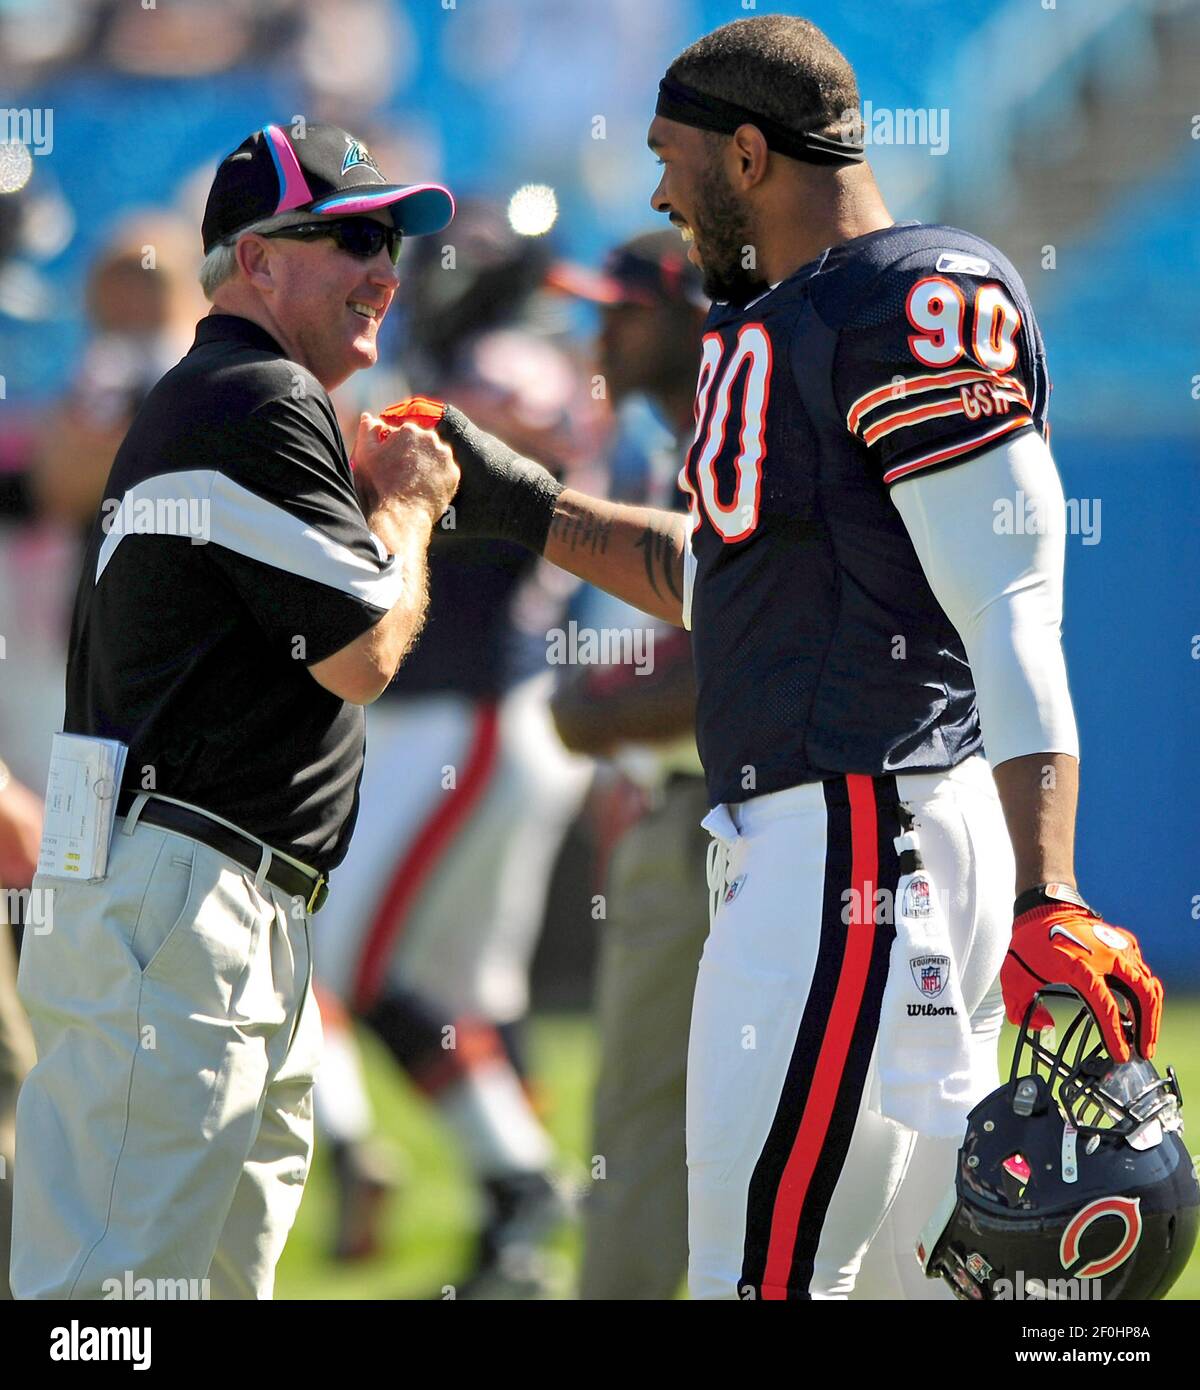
[234,211,400,391]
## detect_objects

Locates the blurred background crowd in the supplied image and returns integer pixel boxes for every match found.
[0,0,1196,1298]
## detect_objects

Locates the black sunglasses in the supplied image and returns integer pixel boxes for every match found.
[260,217,403,265]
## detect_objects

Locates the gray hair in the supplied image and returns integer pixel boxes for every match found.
[198,209,317,300]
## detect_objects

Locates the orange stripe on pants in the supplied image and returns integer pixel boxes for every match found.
[760,773,879,1298]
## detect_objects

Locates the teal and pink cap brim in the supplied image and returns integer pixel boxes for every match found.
[263,124,454,236]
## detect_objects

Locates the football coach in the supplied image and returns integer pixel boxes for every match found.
[10,123,459,1299]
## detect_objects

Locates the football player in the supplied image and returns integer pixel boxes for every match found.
[385,16,1164,1299]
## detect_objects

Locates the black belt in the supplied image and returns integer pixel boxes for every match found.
[137,799,328,914]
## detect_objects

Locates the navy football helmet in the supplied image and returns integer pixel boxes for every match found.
[918,990,1200,1300]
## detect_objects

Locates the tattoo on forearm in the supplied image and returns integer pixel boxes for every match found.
[550,509,613,555]
[633,525,682,602]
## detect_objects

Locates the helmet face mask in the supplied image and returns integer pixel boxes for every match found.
[917,990,1200,1301]
[1026,999,1185,1149]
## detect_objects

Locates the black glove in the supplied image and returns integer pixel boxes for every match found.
[380,397,563,552]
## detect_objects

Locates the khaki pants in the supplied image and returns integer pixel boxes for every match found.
[580,775,711,1300]
[0,897,36,1300]
[11,810,322,1300]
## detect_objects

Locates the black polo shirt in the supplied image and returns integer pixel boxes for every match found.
[65,313,399,874]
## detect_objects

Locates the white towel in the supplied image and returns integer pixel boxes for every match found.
[701,803,739,929]
[875,824,974,1137]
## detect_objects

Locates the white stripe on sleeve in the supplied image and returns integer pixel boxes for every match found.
[95,469,405,611]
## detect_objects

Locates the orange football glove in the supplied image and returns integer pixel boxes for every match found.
[380,397,562,550]
[1001,886,1163,1063]
[380,396,448,433]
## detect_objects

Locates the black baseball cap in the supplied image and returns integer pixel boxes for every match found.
[546,230,706,310]
[201,122,455,254]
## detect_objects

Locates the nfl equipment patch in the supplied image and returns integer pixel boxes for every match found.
[910,953,950,998]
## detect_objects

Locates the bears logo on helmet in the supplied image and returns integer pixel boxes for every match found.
[1059,1195,1143,1279]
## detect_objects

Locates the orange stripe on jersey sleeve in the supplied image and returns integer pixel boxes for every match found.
[846,369,1029,436]
[862,397,968,447]
[847,369,990,434]
[881,414,1034,485]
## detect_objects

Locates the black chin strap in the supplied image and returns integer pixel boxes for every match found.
[655,74,865,166]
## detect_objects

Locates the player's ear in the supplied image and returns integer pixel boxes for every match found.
[730,123,770,189]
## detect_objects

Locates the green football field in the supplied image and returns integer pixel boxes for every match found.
[276,1000,1200,1300]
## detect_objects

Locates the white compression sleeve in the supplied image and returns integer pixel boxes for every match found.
[889,430,1079,768]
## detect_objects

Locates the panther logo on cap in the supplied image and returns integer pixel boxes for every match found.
[341,140,378,176]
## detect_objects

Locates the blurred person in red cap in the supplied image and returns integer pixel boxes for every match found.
[546,229,708,441]
[547,230,711,1300]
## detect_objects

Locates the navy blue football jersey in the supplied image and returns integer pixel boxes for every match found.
[681,222,1049,806]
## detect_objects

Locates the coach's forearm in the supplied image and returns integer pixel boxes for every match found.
[310,503,432,703]
[543,490,687,627]
[363,501,434,670]
[991,752,1079,899]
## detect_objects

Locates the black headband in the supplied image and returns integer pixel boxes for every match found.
[655,74,864,166]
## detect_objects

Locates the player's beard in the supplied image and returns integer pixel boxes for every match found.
[691,161,766,306]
